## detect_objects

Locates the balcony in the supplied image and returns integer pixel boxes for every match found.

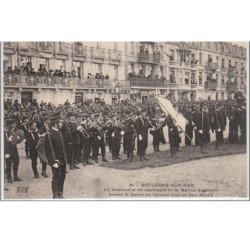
[178,61,191,68]
[109,50,122,61]
[226,83,238,92]
[4,42,17,54]
[74,45,87,58]
[115,81,131,91]
[138,52,163,64]
[3,74,116,89]
[228,66,239,76]
[92,48,105,60]
[204,62,218,71]
[220,66,227,72]
[169,60,177,66]
[204,80,218,90]
[239,84,246,92]
[240,68,246,76]
[37,42,54,53]
[191,60,199,68]
[130,78,169,88]
[4,42,17,47]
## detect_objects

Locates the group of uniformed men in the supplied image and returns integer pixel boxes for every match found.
[4,96,246,198]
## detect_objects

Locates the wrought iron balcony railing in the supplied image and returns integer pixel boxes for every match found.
[4,74,116,89]
[130,78,169,88]
[74,46,87,57]
[204,80,218,90]
[204,62,218,70]
[37,42,54,52]
[138,52,163,64]
[92,48,105,59]
[109,50,122,61]
[226,83,238,91]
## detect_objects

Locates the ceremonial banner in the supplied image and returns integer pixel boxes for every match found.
[156,96,187,132]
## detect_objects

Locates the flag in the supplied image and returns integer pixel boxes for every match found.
[156,96,187,132]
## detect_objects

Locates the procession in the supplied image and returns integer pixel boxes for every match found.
[4,93,246,198]
[3,41,247,199]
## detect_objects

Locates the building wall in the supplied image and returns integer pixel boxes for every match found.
[3,42,247,104]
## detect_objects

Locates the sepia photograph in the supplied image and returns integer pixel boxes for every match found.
[2,41,248,200]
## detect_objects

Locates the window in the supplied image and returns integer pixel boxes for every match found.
[160,67,164,77]
[222,75,225,85]
[170,50,174,61]
[199,72,203,85]
[170,70,175,83]
[131,63,134,73]
[191,54,195,63]
[235,61,238,69]
[208,55,212,62]
[222,59,225,68]
[216,74,219,82]
[199,52,203,64]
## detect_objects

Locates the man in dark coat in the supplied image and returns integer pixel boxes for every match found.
[210,104,227,149]
[110,119,122,160]
[192,103,211,153]
[183,107,194,146]
[165,115,181,157]
[26,120,40,178]
[239,103,246,145]
[44,112,68,199]
[134,108,152,161]
[78,116,93,166]
[123,114,136,161]
[228,106,239,143]
[63,112,80,170]
[4,118,22,183]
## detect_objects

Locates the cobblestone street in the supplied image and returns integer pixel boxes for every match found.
[4,152,247,199]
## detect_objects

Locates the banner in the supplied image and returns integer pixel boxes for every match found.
[156,96,187,132]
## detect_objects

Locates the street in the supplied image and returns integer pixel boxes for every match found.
[4,152,247,199]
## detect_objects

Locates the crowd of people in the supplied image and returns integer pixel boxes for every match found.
[4,94,246,198]
[4,64,110,80]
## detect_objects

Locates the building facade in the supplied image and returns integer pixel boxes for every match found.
[3,41,247,105]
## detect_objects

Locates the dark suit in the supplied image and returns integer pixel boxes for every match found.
[26,129,39,176]
[135,117,151,157]
[193,110,211,149]
[4,130,20,181]
[110,126,122,160]
[210,110,227,147]
[123,118,135,160]
[44,128,67,198]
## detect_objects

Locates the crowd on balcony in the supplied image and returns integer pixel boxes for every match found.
[87,72,110,80]
[4,64,80,78]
